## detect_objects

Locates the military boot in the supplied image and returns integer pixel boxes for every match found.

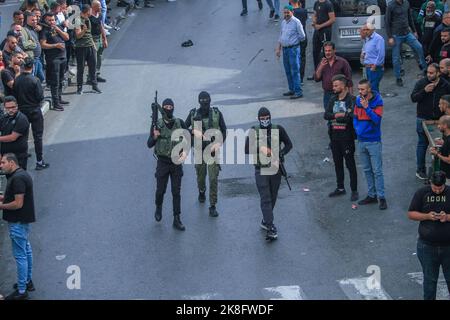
[173,215,185,231]
[209,206,219,217]
[154,205,162,222]
[198,190,206,203]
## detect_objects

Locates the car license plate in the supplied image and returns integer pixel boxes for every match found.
[340,28,360,38]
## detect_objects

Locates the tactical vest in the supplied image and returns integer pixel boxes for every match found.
[155,118,182,158]
[190,107,220,131]
[252,125,279,168]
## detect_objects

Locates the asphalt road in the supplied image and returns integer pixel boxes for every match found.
[0,0,447,300]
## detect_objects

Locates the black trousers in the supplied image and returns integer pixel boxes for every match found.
[21,108,44,162]
[312,28,332,70]
[330,139,357,192]
[242,0,261,10]
[46,56,66,105]
[155,159,183,215]
[75,46,97,86]
[300,39,307,81]
[255,167,281,226]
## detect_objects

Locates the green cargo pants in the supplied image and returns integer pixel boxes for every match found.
[195,162,220,206]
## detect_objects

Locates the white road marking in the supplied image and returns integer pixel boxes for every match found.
[182,293,223,300]
[408,272,450,300]
[339,277,392,300]
[263,285,306,300]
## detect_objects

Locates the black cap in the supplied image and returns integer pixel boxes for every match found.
[258,107,271,118]
[23,57,34,69]
[198,91,211,104]
[162,98,174,107]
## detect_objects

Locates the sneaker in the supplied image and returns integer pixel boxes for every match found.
[283,91,294,96]
[5,290,29,300]
[154,205,162,222]
[257,0,263,10]
[104,24,113,30]
[290,94,303,99]
[396,78,403,87]
[269,10,275,18]
[266,225,278,241]
[35,161,50,170]
[260,220,269,231]
[198,190,206,203]
[416,171,428,180]
[92,85,102,94]
[209,206,219,217]
[379,198,387,210]
[76,86,83,95]
[358,196,378,205]
[105,30,111,36]
[240,9,248,16]
[273,14,280,21]
[173,215,185,231]
[329,188,346,197]
[53,105,64,111]
[351,191,359,202]
[96,75,107,83]
[13,280,35,292]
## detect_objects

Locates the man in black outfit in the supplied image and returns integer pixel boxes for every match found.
[309,0,335,80]
[408,171,450,300]
[245,107,293,241]
[1,153,36,300]
[13,57,49,170]
[1,52,23,97]
[324,74,358,201]
[40,13,69,111]
[147,98,188,231]
[0,96,30,170]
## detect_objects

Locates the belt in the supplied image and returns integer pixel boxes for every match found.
[365,64,384,68]
[283,43,300,49]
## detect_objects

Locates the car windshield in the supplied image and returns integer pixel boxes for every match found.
[332,0,387,17]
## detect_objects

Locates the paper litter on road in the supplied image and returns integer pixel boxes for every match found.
[303,188,310,192]
[56,255,66,261]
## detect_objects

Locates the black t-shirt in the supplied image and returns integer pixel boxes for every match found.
[0,111,30,156]
[293,7,308,32]
[2,168,35,223]
[408,185,450,246]
[1,67,16,97]
[440,134,450,178]
[314,0,334,27]
[40,27,66,59]
[89,14,103,37]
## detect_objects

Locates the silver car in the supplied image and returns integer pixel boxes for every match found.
[330,0,391,62]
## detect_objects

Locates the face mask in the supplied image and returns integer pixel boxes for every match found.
[164,108,174,119]
[259,119,271,128]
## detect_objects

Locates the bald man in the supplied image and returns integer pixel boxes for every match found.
[440,58,450,82]
[360,22,385,93]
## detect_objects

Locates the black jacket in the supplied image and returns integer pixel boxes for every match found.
[385,0,416,38]
[324,92,356,141]
[13,72,44,111]
[411,77,450,120]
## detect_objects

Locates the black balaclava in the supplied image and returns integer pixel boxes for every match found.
[162,98,174,120]
[258,107,271,128]
[198,91,211,116]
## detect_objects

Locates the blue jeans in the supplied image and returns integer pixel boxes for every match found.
[358,141,385,198]
[33,58,45,83]
[392,33,426,79]
[323,90,333,110]
[265,0,279,15]
[9,223,33,294]
[100,0,107,24]
[282,46,302,96]
[417,239,450,300]
[416,118,428,173]
[366,66,384,94]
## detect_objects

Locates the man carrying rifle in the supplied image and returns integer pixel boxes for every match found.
[324,74,358,202]
[245,107,292,241]
[147,97,188,231]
